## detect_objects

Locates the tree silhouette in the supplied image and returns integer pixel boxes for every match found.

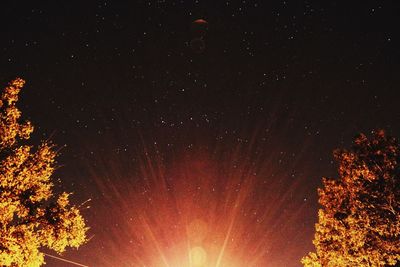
[0,79,88,266]
[303,130,400,266]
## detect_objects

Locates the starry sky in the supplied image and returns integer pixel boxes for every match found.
[1,1,400,266]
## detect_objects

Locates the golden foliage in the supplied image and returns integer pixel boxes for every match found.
[0,79,88,266]
[303,131,400,266]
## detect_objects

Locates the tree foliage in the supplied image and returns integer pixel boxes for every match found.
[303,130,400,266]
[0,79,88,266]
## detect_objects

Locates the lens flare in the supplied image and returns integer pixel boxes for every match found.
[190,246,207,266]
[84,137,312,266]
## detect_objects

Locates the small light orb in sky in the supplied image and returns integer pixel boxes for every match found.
[190,246,207,266]
[192,19,208,35]
[190,18,208,53]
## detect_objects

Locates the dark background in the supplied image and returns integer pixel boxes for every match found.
[0,1,399,266]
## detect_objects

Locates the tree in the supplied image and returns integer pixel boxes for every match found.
[0,79,88,266]
[302,130,400,266]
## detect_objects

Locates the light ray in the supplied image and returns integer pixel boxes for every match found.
[44,253,89,267]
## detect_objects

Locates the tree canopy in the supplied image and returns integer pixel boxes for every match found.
[303,130,400,266]
[0,79,88,266]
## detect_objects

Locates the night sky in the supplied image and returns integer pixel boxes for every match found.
[1,1,400,266]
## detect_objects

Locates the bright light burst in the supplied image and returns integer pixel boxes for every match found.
[87,138,311,266]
